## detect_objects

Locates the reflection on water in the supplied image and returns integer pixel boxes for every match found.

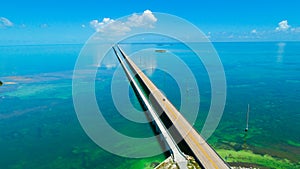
[277,42,286,63]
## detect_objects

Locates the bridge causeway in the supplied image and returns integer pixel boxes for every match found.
[113,45,230,169]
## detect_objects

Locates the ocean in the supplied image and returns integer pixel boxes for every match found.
[0,42,299,169]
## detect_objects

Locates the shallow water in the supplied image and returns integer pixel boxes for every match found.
[0,42,299,168]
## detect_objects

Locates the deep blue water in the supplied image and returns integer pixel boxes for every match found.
[0,42,299,168]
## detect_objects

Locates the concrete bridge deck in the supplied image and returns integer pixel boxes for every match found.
[114,45,230,169]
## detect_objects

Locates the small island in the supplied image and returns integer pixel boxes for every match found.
[155,49,166,53]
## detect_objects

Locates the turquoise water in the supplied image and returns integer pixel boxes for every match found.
[0,42,299,168]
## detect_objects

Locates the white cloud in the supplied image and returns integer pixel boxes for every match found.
[90,18,131,35]
[276,20,290,31]
[0,17,13,28]
[90,18,115,32]
[89,10,157,35]
[251,29,257,34]
[126,10,157,28]
[291,27,300,33]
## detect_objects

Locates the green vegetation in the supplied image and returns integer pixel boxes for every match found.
[217,149,300,169]
[117,156,165,169]
[288,140,300,147]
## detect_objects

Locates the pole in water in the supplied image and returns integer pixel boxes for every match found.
[245,104,250,132]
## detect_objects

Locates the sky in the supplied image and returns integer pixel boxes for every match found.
[0,0,300,45]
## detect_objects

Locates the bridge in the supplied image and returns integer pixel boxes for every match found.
[112,45,230,169]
